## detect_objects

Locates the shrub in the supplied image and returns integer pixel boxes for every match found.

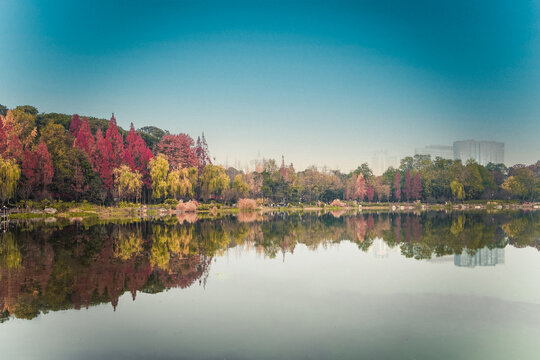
[163,199,179,208]
[177,200,198,212]
[330,199,346,207]
[238,198,258,210]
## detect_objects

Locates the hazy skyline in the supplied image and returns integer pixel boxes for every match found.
[1,0,539,171]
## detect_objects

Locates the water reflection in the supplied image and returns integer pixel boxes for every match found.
[1,211,539,322]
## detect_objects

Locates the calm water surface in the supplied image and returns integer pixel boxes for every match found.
[1,211,540,359]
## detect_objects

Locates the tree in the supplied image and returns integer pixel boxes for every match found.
[195,133,212,173]
[0,115,7,155]
[105,114,124,168]
[412,172,422,200]
[0,155,21,204]
[5,134,23,163]
[155,134,198,169]
[502,168,538,201]
[113,165,143,202]
[149,154,170,200]
[366,185,374,202]
[125,123,153,189]
[69,114,82,136]
[200,164,229,201]
[71,159,87,201]
[168,167,197,199]
[354,173,366,201]
[93,128,114,190]
[0,104,7,116]
[22,140,54,198]
[451,179,465,202]
[11,108,37,148]
[352,163,373,179]
[74,118,95,156]
[122,148,135,170]
[232,174,250,199]
[403,171,412,201]
[394,172,401,201]
[14,105,38,116]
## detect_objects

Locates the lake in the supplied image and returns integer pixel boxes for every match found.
[1,211,540,359]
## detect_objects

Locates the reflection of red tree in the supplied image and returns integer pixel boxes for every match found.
[0,228,210,318]
[0,237,54,315]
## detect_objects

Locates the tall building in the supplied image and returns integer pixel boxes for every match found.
[370,151,398,176]
[414,145,454,160]
[454,247,505,267]
[453,140,504,165]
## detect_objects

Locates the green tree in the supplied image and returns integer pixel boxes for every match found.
[352,163,373,179]
[232,174,250,198]
[200,164,229,201]
[0,155,21,204]
[450,179,465,201]
[113,165,143,202]
[502,168,539,201]
[168,167,197,199]
[149,154,170,200]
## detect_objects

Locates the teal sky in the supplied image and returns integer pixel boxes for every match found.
[1,0,539,170]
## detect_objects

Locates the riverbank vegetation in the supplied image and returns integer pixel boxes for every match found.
[1,104,539,209]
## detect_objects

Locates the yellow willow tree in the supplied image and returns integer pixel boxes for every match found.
[200,164,229,201]
[149,154,170,201]
[0,155,21,204]
[113,165,143,202]
[168,166,197,200]
[450,179,465,202]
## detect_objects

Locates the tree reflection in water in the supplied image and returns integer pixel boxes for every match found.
[0,211,539,321]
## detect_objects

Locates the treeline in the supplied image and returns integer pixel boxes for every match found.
[0,104,217,204]
[224,155,539,204]
[1,104,539,205]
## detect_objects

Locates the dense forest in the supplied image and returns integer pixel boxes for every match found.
[0,104,539,206]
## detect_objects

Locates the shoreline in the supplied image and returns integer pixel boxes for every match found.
[4,201,539,224]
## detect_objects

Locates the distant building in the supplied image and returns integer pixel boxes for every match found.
[371,151,398,176]
[453,140,504,165]
[414,145,454,160]
[454,247,505,267]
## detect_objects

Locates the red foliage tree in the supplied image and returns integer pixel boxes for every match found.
[412,172,422,200]
[123,148,135,170]
[20,140,53,197]
[403,171,411,201]
[105,114,124,169]
[366,185,374,202]
[125,123,153,188]
[155,134,197,169]
[354,173,366,201]
[35,140,54,192]
[394,172,401,202]
[69,114,82,136]
[0,119,6,155]
[75,117,95,157]
[93,128,114,189]
[195,133,212,172]
[21,149,38,197]
[6,134,23,162]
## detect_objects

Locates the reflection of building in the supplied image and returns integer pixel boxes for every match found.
[370,238,396,259]
[414,145,453,160]
[454,247,505,267]
[453,140,504,165]
[371,151,398,176]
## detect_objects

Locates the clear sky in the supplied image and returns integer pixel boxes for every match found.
[1,0,539,170]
